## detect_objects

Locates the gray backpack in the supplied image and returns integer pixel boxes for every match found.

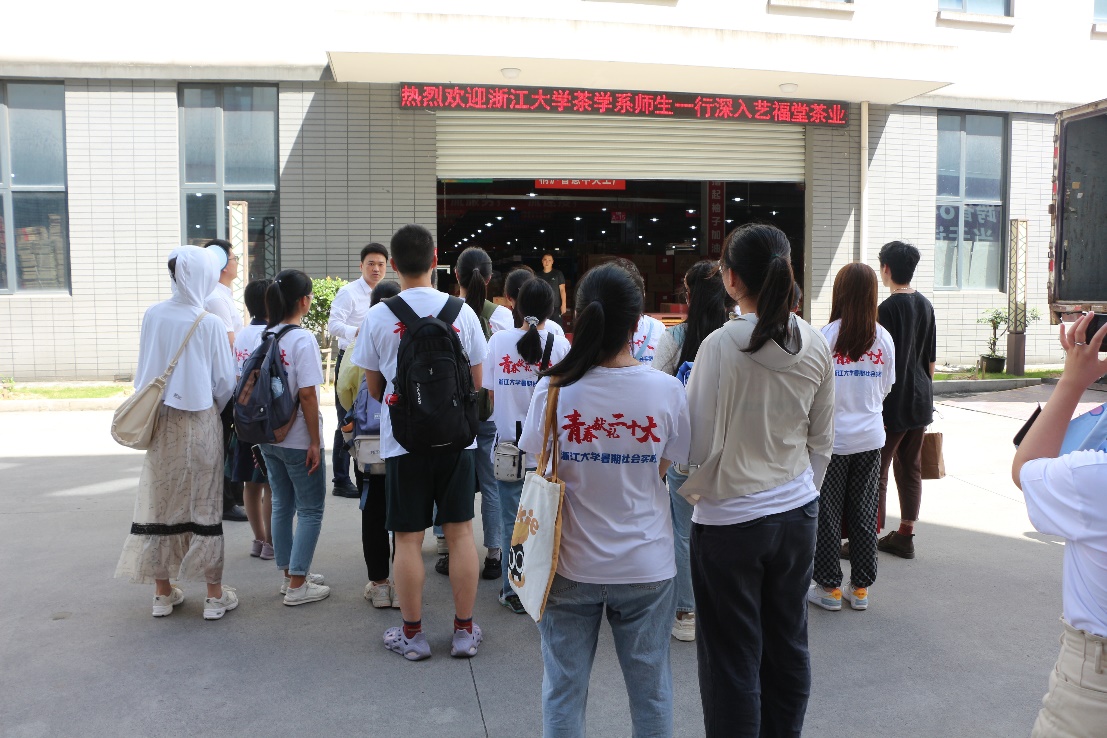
[233,325,301,445]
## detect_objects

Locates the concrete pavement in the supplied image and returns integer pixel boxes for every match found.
[2,384,1103,737]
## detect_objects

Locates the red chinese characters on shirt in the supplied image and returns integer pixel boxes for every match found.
[499,354,538,375]
[279,349,290,368]
[834,349,885,365]
[235,348,252,365]
[631,333,655,352]
[561,409,661,444]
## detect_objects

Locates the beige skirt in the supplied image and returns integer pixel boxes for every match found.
[115,403,225,584]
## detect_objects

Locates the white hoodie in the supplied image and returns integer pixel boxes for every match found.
[133,246,236,411]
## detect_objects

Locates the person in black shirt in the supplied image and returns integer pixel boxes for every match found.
[538,253,567,324]
[874,241,935,560]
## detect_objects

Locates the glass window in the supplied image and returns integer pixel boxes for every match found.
[935,112,1006,291]
[0,197,7,291]
[13,192,69,291]
[940,0,1010,14]
[185,192,218,247]
[182,87,218,184]
[8,83,65,187]
[223,86,277,187]
[225,191,279,280]
[1096,0,1107,20]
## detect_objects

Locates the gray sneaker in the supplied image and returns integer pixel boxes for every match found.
[384,626,432,661]
[451,623,483,658]
[280,572,324,594]
[203,586,239,620]
[152,586,184,617]
[283,580,331,606]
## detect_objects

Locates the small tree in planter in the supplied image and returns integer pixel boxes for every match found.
[977,307,1041,374]
[303,276,347,381]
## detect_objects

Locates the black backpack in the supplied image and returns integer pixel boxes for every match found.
[233,325,301,445]
[385,295,479,455]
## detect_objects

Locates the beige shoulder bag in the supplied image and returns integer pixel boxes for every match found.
[111,312,207,450]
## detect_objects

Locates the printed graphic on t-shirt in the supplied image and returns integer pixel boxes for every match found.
[560,409,662,464]
[833,347,886,378]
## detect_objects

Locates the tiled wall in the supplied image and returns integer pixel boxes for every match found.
[278,82,436,282]
[0,80,181,381]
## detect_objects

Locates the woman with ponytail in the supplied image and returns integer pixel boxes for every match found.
[481,278,570,614]
[517,263,691,736]
[683,223,834,737]
[504,267,564,336]
[446,247,512,583]
[653,260,734,644]
[256,269,331,607]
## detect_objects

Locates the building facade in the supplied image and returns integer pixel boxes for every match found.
[1,0,1105,380]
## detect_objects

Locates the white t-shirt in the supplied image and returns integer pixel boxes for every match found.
[482,327,571,466]
[519,366,691,584]
[692,466,819,525]
[821,321,897,455]
[1020,451,1107,637]
[488,304,514,335]
[632,314,667,366]
[134,301,235,412]
[349,287,489,459]
[546,320,565,338]
[204,283,244,336]
[233,321,267,378]
[271,327,326,451]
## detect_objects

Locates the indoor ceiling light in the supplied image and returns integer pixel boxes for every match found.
[686,209,695,214]
[501,67,521,80]
[726,219,734,223]
[690,225,697,230]
[510,206,516,210]
[602,207,607,212]
[779,83,799,94]
[568,238,573,242]
[733,197,744,202]
[496,216,503,220]
[485,222,492,227]
[771,210,778,215]
[539,229,545,233]
[574,216,581,221]
[638,235,643,239]
[528,193,537,197]
[601,230,606,234]
[650,218,659,222]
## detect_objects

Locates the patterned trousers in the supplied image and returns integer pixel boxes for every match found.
[813,450,880,589]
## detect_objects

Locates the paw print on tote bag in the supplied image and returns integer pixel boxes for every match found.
[509,508,540,587]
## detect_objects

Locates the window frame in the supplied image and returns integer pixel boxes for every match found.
[935,110,1008,292]
[177,83,279,277]
[939,0,1011,15]
[0,80,70,295]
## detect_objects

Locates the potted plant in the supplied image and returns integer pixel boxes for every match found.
[976,307,1041,374]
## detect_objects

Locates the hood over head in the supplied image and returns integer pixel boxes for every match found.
[168,244,221,309]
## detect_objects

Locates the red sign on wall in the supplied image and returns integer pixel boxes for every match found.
[401,84,848,126]
[707,182,725,258]
[535,179,627,190]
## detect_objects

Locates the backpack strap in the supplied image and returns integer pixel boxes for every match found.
[539,332,555,371]
[384,295,421,329]
[479,300,497,339]
[265,324,299,342]
[436,296,465,326]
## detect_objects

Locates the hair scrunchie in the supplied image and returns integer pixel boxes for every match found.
[523,316,539,327]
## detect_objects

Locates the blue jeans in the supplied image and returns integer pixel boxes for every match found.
[666,465,695,615]
[331,350,353,487]
[497,474,531,596]
[476,420,501,550]
[539,574,675,738]
[260,445,327,576]
[691,498,818,738]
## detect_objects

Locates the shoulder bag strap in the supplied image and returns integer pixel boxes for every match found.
[633,321,655,361]
[539,332,555,371]
[437,296,464,326]
[515,419,523,446]
[165,311,208,379]
[537,384,561,482]
[385,295,421,328]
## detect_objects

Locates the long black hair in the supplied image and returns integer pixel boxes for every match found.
[505,268,536,328]
[371,279,400,307]
[542,263,640,387]
[244,278,273,321]
[456,247,493,317]
[723,223,796,353]
[515,278,555,364]
[265,269,312,328]
[675,260,733,372]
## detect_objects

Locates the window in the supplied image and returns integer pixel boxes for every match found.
[179,85,279,279]
[1096,0,1107,20]
[939,0,1010,14]
[0,82,69,293]
[935,112,1006,290]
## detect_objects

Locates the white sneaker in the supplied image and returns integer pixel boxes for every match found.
[280,572,324,594]
[846,583,869,611]
[284,580,331,606]
[152,586,184,617]
[807,584,843,611]
[671,613,696,642]
[436,536,449,555]
[365,581,392,608]
[203,586,239,620]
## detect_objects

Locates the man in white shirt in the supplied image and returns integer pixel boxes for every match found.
[327,243,389,497]
[1012,311,1107,737]
[203,239,248,522]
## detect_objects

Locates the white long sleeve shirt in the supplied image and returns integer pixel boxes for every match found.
[328,277,375,352]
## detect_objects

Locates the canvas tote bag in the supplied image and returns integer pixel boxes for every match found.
[508,383,566,622]
[111,312,207,450]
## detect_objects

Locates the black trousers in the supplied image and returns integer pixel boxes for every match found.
[219,401,243,511]
[361,472,391,582]
[815,450,880,589]
[691,499,818,738]
[332,350,354,487]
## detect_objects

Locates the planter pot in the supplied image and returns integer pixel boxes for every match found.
[979,355,1006,374]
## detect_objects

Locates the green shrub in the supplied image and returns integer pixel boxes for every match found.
[304,276,347,346]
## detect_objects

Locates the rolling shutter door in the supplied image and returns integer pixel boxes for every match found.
[436,111,805,182]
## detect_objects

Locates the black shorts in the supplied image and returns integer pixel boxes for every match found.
[384,449,476,532]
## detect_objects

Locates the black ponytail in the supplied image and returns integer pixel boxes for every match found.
[266,269,312,328]
[505,268,536,328]
[456,247,492,317]
[515,278,555,364]
[723,223,796,354]
[543,263,640,387]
